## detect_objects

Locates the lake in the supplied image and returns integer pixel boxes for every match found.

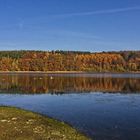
[0,73,140,140]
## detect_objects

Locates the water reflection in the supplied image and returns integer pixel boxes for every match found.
[0,73,140,94]
[0,73,140,140]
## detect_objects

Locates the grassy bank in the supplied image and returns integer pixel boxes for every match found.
[0,107,89,140]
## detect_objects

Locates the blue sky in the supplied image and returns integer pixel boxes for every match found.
[0,0,140,52]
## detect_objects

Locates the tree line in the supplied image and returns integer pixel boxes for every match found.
[0,50,140,72]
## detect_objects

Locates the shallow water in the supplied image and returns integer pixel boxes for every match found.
[0,73,140,140]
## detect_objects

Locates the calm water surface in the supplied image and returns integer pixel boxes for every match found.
[0,73,140,140]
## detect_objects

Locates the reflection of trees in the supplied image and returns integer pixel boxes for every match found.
[0,75,140,94]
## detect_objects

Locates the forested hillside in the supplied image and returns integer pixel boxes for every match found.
[0,50,140,72]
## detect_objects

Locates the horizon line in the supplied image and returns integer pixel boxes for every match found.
[0,49,139,53]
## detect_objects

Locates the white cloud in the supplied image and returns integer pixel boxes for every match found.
[54,6,140,17]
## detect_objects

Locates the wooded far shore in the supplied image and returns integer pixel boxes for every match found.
[0,50,140,72]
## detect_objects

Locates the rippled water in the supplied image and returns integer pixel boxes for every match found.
[0,73,140,140]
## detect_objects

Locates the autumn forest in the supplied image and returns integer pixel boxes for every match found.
[0,50,140,72]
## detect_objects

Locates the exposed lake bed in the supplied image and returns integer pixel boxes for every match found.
[0,73,140,140]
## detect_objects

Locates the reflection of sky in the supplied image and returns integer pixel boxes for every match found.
[0,93,140,140]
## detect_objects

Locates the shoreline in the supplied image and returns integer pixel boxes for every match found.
[0,71,140,74]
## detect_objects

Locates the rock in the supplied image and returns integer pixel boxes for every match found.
[11,117,17,121]
[1,119,7,122]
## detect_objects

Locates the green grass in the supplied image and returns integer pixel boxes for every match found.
[0,106,90,140]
